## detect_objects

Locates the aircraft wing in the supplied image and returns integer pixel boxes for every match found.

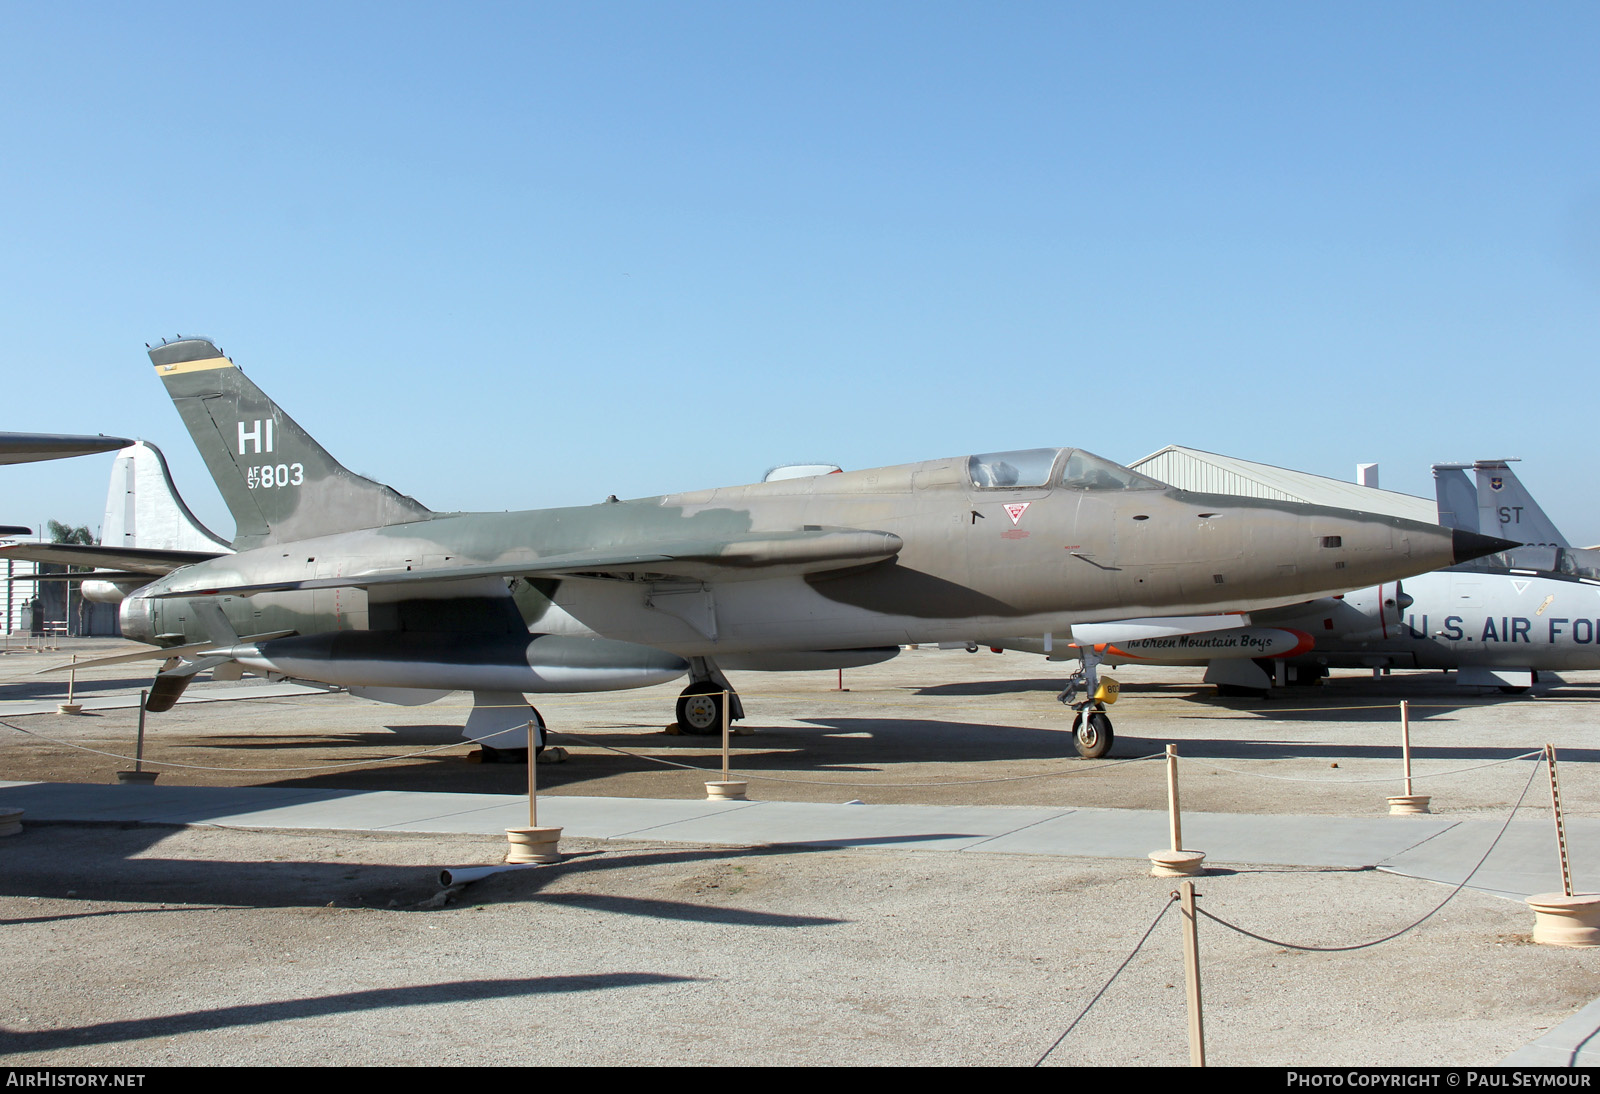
[0,432,133,466]
[0,543,226,574]
[157,528,905,597]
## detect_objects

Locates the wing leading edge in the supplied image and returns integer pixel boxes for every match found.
[156,528,905,598]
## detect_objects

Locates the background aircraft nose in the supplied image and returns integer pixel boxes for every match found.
[1451,529,1521,564]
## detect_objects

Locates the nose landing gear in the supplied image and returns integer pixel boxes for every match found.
[1058,646,1117,759]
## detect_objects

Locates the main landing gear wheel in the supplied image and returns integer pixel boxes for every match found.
[676,683,725,736]
[1071,709,1114,760]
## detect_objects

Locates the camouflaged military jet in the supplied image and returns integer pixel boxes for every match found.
[32,337,1516,759]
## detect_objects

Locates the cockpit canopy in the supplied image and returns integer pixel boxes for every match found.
[966,448,1165,492]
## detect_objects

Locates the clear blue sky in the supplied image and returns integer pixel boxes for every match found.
[5,3,1597,543]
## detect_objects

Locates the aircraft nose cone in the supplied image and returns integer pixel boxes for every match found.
[1451,529,1521,565]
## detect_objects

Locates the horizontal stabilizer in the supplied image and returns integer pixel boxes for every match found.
[34,630,295,674]
[0,542,224,575]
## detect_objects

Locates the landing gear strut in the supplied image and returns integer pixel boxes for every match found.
[1059,646,1116,759]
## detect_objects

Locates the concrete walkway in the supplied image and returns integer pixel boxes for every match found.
[3,778,1592,899]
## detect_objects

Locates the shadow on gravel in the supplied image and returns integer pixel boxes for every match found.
[0,828,854,928]
[233,716,1088,795]
[0,974,694,1054]
[912,676,1065,696]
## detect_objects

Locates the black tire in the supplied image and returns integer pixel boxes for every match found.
[675,683,725,735]
[1071,711,1114,759]
[1498,685,1529,695]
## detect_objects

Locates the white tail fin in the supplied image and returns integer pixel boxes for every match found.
[100,441,231,553]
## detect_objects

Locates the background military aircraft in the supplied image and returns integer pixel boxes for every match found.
[1254,459,1600,693]
[997,459,1593,697]
[6,441,235,607]
[8,338,1513,759]
[0,432,135,537]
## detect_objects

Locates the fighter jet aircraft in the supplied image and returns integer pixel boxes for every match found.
[15,337,1514,759]
[1251,460,1600,693]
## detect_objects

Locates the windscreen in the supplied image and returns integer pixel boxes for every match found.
[1058,450,1164,491]
[967,449,1062,489]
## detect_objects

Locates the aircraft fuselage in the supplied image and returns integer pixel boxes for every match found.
[125,453,1478,675]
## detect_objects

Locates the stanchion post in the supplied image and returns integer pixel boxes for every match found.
[527,718,537,829]
[136,693,147,773]
[1179,881,1206,1067]
[1549,743,1572,899]
[1387,699,1430,814]
[1402,700,1413,796]
[1526,744,1600,945]
[1168,743,1183,853]
[116,689,160,784]
[705,690,748,800]
[1149,744,1204,876]
[58,654,81,714]
[505,718,562,863]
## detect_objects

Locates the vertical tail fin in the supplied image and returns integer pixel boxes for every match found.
[1432,464,1478,532]
[100,441,231,553]
[1473,460,1567,549]
[149,337,431,550]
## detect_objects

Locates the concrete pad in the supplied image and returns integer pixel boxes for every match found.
[1502,994,1600,1066]
[1380,817,1600,900]
[977,806,1457,867]
[0,781,340,824]
[493,795,763,840]
[625,800,1070,851]
[7,779,1600,902]
[191,788,520,832]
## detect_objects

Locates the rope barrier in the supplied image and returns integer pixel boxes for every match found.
[1033,893,1177,1066]
[1192,754,1546,952]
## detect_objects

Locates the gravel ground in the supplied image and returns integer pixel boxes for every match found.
[1,826,1592,1067]
[3,641,1599,1066]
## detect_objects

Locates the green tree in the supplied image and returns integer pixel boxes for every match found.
[47,520,94,548]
